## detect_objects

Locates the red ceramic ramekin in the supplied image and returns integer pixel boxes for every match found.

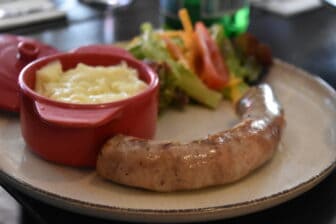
[18,52,159,167]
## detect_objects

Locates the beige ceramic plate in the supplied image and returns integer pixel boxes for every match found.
[0,59,335,223]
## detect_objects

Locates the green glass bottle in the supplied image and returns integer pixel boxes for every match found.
[160,0,250,37]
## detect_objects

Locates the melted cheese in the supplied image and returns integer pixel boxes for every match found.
[35,61,148,104]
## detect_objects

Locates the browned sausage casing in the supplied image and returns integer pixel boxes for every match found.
[96,84,285,192]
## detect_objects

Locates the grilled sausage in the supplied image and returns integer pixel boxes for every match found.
[96,84,285,192]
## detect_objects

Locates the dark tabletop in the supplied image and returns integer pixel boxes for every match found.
[0,1,335,224]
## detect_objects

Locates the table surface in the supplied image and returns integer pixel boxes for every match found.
[0,1,335,223]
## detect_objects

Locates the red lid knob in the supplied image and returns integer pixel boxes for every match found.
[18,41,40,62]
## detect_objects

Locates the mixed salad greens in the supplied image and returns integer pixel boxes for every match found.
[126,9,272,113]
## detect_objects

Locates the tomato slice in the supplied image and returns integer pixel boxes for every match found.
[194,22,229,90]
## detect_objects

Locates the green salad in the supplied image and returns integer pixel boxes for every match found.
[126,9,272,113]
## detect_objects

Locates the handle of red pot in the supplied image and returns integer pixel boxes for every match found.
[34,102,123,128]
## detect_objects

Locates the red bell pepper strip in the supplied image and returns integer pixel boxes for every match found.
[194,22,230,90]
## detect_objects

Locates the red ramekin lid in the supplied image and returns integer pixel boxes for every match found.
[0,34,59,112]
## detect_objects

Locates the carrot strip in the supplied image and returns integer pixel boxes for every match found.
[162,36,183,60]
[227,76,242,87]
[159,31,183,38]
[178,9,196,72]
[178,8,193,33]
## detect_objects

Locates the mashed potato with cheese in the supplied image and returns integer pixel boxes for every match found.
[35,60,148,104]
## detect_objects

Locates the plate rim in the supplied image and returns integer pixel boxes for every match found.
[0,160,335,217]
[0,58,335,222]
